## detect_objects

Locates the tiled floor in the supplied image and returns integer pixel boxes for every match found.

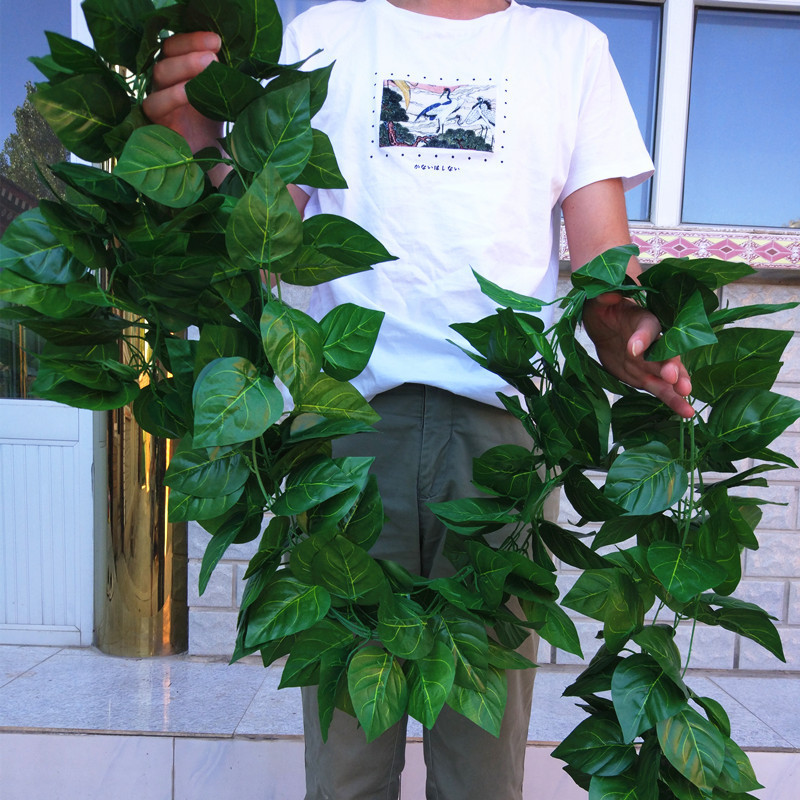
[1,645,798,799]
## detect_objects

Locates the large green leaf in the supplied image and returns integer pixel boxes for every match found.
[377,594,434,659]
[0,208,86,284]
[657,707,725,792]
[164,443,250,498]
[185,61,266,121]
[260,299,323,398]
[646,543,727,603]
[406,639,456,729]
[168,486,243,523]
[319,303,385,381]
[32,72,130,162]
[340,475,384,551]
[347,646,408,743]
[244,574,331,647]
[272,244,372,286]
[522,598,583,656]
[272,456,355,516]
[706,389,800,459]
[295,129,348,190]
[587,774,639,800]
[39,200,112,273]
[114,125,205,208]
[647,290,717,361]
[44,30,107,74]
[632,626,684,687]
[604,441,688,516]
[228,82,313,180]
[303,214,397,268]
[81,0,153,70]
[226,163,302,267]
[717,737,763,793]
[439,606,489,691]
[49,161,138,205]
[572,244,638,289]
[639,257,754,292]
[445,664,507,737]
[192,356,284,447]
[428,496,517,536]
[0,270,92,319]
[471,269,547,312]
[311,534,387,603]
[30,367,140,410]
[294,374,380,424]
[611,654,689,742]
[552,717,636,776]
[279,619,353,689]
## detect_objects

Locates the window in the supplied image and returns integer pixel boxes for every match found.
[682,8,800,228]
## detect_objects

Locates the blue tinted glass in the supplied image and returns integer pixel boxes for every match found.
[683,10,800,227]
[527,1,661,220]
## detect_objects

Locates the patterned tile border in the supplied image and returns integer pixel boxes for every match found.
[560,227,800,268]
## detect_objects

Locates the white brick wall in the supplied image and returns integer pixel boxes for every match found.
[187,273,800,672]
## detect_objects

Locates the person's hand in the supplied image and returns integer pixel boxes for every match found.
[142,31,223,153]
[582,292,694,419]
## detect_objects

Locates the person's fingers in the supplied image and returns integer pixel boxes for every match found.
[152,49,218,92]
[142,81,190,123]
[161,31,221,58]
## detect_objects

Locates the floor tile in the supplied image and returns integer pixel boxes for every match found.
[235,664,304,736]
[0,648,267,735]
[0,645,61,688]
[749,751,800,800]
[0,731,173,800]
[710,674,800,748]
[174,737,305,800]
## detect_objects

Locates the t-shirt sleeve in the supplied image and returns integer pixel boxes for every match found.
[559,33,654,204]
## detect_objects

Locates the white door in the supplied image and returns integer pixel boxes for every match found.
[0,400,94,646]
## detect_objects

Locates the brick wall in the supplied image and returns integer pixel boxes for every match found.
[188,272,800,672]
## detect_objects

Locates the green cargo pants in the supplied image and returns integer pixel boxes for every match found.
[302,384,552,800]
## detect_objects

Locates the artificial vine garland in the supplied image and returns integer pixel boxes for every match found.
[0,2,796,798]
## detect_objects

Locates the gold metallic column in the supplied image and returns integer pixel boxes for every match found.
[94,336,188,657]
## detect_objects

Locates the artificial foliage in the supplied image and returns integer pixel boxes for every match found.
[0,1,796,798]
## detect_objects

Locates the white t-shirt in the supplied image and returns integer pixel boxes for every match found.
[281,0,654,407]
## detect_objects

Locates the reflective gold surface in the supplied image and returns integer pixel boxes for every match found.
[94,337,187,657]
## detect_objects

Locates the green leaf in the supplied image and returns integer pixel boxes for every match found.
[611,654,689,742]
[604,441,688,516]
[164,444,250,498]
[646,543,728,603]
[303,214,397,268]
[319,303,385,381]
[465,541,514,608]
[192,356,284,447]
[0,208,86,284]
[522,598,583,656]
[114,125,205,208]
[406,639,456,729]
[198,523,242,596]
[82,0,153,70]
[347,646,408,743]
[32,71,130,162]
[446,664,507,737]
[657,708,725,792]
[706,389,800,460]
[279,619,353,689]
[272,456,355,516]
[168,486,243,523]
[38,200,112,273]
[0,270,91,319]
[587,774,639,800]
[377,595,434,659]
[45,30,107,73]
[311,534,387,603]
[49,161,138,204]
[295,129,348,189]
[538,520,613,570]
[228,82,313,180]
[717,737,763,793]
[440,606,489,691]
[244,574,331,647]
[632,626,684,687]
[471,269,546,312]
[295,374,380,425]
[272,243,372,286]
[226,163,303,267]
[709,603,785,662]
[428,496,517,536]
[572,244,638,289]
[260,299,323,398]
[340,475,384,550]
[691,695,731,738]
[552,717,636,776]
[709,301,798,327]
[185,61,266,120]
[562,468,625,523]
[639,257,754,292]
[647,290,717,361]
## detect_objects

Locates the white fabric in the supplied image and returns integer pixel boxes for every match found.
[281,0,654,407]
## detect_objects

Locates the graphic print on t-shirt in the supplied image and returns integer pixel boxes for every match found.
[380,80,496,152]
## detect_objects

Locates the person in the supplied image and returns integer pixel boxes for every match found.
[144,2,693,798]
